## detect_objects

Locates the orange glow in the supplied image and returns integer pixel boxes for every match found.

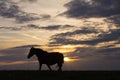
[62,45,74,48]
[50,45,76,54]
[64,57,70,62]
[64,57,72,62]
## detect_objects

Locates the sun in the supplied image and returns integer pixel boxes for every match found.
[64,57,71,62]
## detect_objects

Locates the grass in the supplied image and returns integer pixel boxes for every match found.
[0,70,120,80]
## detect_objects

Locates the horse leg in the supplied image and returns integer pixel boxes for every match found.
[57,63,62,71]
[47,64,52,71]
[39,63,42,71]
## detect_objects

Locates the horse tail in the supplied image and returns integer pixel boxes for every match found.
[61,54,64,64]
[56,53,64,63]
[58,53,64,64]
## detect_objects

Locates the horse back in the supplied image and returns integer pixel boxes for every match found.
[48,52,64,62]
[40,52,64,65]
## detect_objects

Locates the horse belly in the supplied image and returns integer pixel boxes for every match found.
[39,53,63,65]
[41,58,57,65]
[47,58,57,65]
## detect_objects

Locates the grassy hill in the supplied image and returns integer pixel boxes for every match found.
[0,70,119,80]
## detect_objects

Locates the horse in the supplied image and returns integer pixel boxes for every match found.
[27,47,64,71]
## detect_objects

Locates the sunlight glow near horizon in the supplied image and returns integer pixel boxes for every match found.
[64,56,79,62]
[48,45,76,54]
[64,57,71,62]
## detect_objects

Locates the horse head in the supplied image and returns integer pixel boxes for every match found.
[27,47,35,59]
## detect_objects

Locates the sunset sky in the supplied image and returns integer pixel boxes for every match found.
[0,0,120,70]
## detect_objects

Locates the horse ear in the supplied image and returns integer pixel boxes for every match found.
[31,46,34,49]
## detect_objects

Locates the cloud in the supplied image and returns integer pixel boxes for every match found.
[39,14,51,20]
[27,24,74,31]
[69,47,120,60]
[62,0,120,18]
[98,48,120,54]
[20,0,38,3]
[107,15,120,27]
[69,47,96,58]
[50,0,120,46]
[50,24,120,45]
[0,47,28,62]
[0,24,75,31]
[16,13,40,23]
[0,24,40,31]
[0,0,40,23]
[65,46,120,70]
[77,29,120,45]
[40,25,74,31]
[0,45,39,70]
[0,44,39,63]
[62,0,120,29]
[52,27,98,36]
[49,27,100,45]
[26,24,40,29]
[0,26,22,31]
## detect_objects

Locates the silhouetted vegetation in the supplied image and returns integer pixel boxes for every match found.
[0,70,119,80]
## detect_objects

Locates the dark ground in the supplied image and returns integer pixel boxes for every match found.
[0,70,120,80]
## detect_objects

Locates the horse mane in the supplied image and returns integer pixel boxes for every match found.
[34,48,48,54]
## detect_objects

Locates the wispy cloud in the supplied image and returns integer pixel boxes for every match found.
[0,0,40,23]
[0,24,74,31]
[40,25,74,31]
[49,27,100,45]
[0,26,22,31]
[20,0,38,3]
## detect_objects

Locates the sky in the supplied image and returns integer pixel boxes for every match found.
[0,0,120,70]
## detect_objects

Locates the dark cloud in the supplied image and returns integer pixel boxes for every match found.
[0,2,19,18]
[77,29,120,45]
[0,0,40,23]
[41,25,61,30]
[0,44,38,62]
[26,24,40,29]
[52,27,98,36]
[0,47,28,62]
[0,45,39,70]
[0,24,40,31]
[107,15,120,27]
[16,13,40,23]
[62,0,120,18]
[49,27,99,45]
[51,0,120,46]
[62,0,120,30]
[22,24,73,31]
[50,28,120,45]
[98,48,120,54]
[39,14,51,20]
[20,0,37,3]
[0,24,74,31]
[0,26,22,31]
[69,47,120,60]
[40,25,74,31]
[69,47,95,58]
[96,48,120,60]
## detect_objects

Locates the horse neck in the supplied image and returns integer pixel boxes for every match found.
[35,50,47,58]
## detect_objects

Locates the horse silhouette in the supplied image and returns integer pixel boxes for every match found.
[27,47,64,71]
